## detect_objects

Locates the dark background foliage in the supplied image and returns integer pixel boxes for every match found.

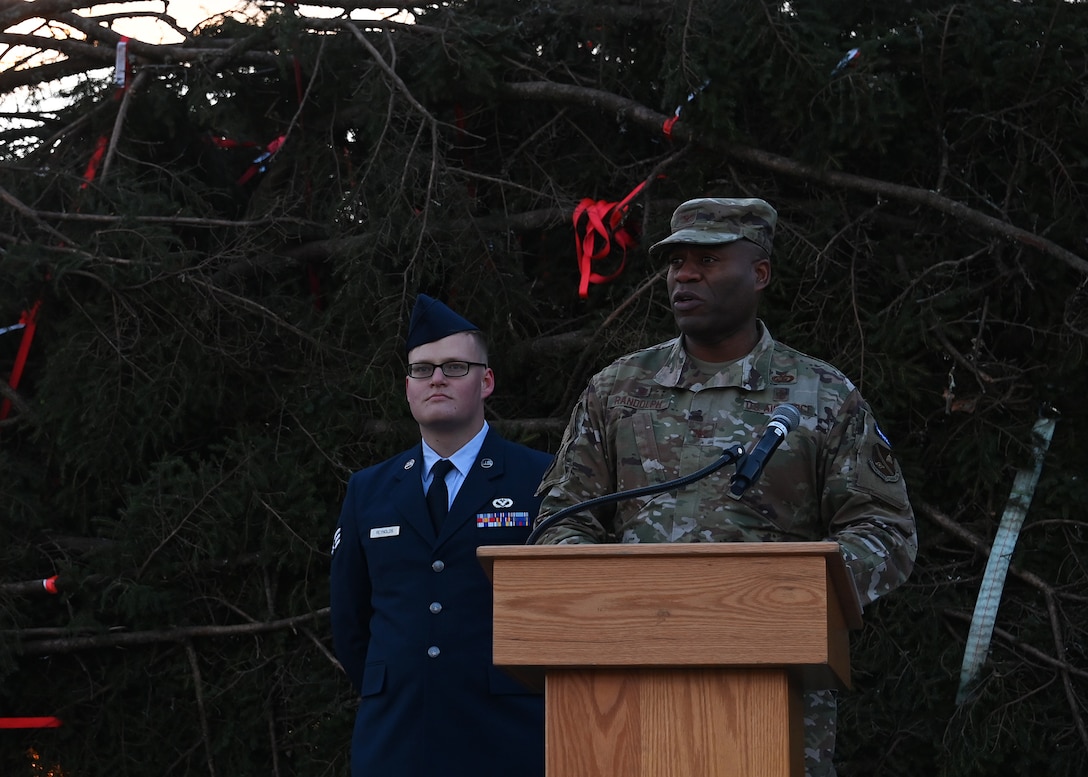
[1,1,1086,774]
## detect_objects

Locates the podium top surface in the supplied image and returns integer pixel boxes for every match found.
[478,541,862,628]
[480,540,843,561]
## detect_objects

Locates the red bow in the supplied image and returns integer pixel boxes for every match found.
[572,177,653,298]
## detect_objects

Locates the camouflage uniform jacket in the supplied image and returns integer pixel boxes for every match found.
[534,323,918,608]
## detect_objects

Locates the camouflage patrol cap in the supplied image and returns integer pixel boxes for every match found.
[649,197,778,257]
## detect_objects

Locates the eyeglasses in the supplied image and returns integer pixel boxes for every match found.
[407,361,488,379]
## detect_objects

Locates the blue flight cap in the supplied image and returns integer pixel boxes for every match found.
[406,294,480,353]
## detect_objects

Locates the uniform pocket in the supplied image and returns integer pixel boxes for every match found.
[360,661,386,697]
[615,412,668,491]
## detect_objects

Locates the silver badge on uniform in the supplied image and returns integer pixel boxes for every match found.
[480,457,494,469]
[404,459,416,470]
[492,497,513,508]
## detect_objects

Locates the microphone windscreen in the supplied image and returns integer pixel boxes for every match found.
[771,403,802,432]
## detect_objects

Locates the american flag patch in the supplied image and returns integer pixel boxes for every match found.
[476,512,531,528]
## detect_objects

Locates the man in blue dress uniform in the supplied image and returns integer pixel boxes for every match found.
[330,294,550,777]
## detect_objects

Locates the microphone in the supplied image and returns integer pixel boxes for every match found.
[728,404,802,499]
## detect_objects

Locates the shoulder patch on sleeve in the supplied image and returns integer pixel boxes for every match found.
[868,443,902,483]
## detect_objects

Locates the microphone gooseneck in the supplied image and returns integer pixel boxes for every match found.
[526,404,803,543]
[525,443,746,545]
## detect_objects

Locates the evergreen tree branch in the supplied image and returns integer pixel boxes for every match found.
[186,640,219,777]
[498,80,1088,277]
[916,500,1088,604]
[2,4,1084,769]
[1044,587,1088,752]
[136,458,246,578]
[0,29,114,63]
[339,18,444,276]
[0,551,270,598]
[0,577,58,596]
[927,315,999,387]
[0,52,100,93]
[0,376,32,424]
[300,624,345,675]
[942,610,1088,681]
[921,500,1088,751]
[322,0,435,11]
[21,210,316,229]
[0,23,254,74]
[99,67,147,183]
[267,700,283,777]
[338,20,444,130]
[0,21,274,91]
[14,608,330,656]
[183,275,328,350]
[0,181,75,245]
[0,0,87,29]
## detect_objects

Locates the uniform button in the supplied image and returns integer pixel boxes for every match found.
[431,560,445,572]
[429,602,442,614]
[427,646,441,658]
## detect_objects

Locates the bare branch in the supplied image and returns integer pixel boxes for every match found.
[99,67,147,182]
[943,610,1088,681]
[15,608,330,656]
[499,80,1088,277]
[916,500,1088,603]
[186,640,218,777]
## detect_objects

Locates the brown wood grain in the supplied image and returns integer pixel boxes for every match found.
[546,668,802,777]
[481,542,857,688]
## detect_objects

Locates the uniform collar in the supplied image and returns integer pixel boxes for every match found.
[421,421,490,479]
[654,321,775,391]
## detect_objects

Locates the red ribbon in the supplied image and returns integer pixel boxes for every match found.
[1,300,42,421]
[236,135,286,185]
[0,717,63,729]
[80,136,109,189]
[662,78,710,138]
[572,177,653,298]
[208,135,258,150]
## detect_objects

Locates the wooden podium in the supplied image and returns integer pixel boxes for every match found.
[478,542,862,777]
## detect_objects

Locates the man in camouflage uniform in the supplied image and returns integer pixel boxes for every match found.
[532,197,918,777]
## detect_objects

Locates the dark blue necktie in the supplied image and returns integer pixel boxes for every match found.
[426,459,454,532]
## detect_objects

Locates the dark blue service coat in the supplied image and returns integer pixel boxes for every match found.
[330,429,551,777]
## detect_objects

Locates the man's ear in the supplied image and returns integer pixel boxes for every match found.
[753,255,771,291]
[480,367,496,400]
